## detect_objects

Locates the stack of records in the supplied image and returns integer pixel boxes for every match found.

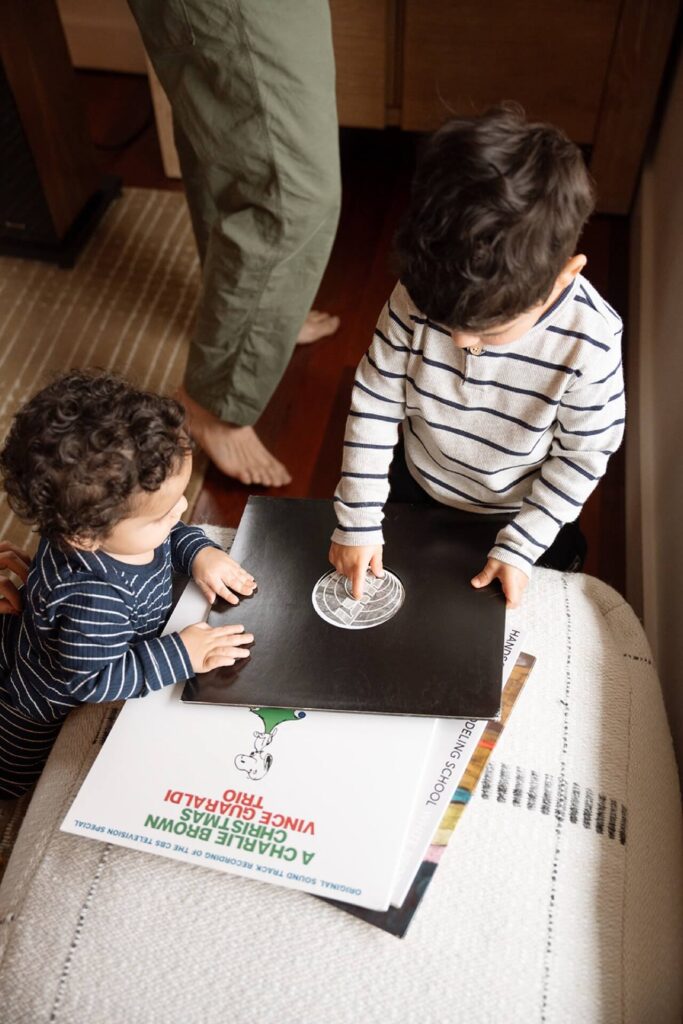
[62,498,535,936]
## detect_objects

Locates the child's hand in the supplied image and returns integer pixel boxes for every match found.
[329,542,384,599]
[191,547,256,605]
[179,622,253,673]
[471,558,529,609]
[0,541,32,615]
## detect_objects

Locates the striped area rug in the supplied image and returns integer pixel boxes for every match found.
[0,187,207,553]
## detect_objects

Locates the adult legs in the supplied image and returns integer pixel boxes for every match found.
[128,0,341,484]
[174,121,340,348]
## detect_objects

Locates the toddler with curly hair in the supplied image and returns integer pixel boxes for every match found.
[0,370,255,798]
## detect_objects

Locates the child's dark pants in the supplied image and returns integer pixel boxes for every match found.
[387,439,587,573]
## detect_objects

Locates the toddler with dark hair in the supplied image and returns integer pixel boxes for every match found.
[329,105,625,607]
[0,370,255,798]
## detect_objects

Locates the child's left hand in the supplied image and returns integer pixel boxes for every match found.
[191,547,257,605]
[471,557,529,609]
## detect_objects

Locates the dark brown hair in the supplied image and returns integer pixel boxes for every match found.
[395,103,595,329]
[0,370,192,548]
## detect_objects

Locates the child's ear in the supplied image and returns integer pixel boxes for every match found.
[69,535,99,552]
[557,253,587,287]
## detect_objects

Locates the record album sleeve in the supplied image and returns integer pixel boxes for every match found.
[182,497,507,719]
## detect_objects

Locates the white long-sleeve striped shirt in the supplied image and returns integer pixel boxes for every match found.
[0,523,217,724]
[332,276,625,575]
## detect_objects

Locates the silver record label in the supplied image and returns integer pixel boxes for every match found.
[312,568,405,629]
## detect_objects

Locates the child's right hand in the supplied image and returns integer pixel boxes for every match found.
[328,542,384,599]
[0,541,32,615]
[179,622,253,673]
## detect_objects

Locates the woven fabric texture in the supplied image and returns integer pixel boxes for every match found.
[0,560,681,1024]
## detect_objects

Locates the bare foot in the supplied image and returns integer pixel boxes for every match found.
[296,309,340,345]
[178,387,292,487]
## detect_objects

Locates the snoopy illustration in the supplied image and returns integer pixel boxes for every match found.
[234,707,306,781]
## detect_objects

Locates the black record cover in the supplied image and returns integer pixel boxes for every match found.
[181,496,507,718]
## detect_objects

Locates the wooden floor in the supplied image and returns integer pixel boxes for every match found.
[80,71,628,594]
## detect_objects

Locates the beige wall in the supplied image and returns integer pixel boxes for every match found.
[628,48,683,766]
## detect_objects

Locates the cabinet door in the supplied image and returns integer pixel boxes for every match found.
[400,0,620,142]
[330,0,390,128]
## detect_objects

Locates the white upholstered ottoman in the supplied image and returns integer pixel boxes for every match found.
[0,562,681,1024]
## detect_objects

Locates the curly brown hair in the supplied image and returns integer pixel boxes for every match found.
[0,370,192,547]
[395,103,595,330]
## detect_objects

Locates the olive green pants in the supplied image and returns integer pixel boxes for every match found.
[127,0,341,424]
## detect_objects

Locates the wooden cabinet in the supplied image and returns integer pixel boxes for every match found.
[333,0,678,213]
[400,1,621,141]
[395,0,680,214]
[55,0,680,213]
[329,0,391,128]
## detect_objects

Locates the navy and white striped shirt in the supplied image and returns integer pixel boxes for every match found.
[0,523,216,724]
[332,276,625,574]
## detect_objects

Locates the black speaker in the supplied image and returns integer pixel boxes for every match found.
[0,0,121,267]
[0,60,60,248]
